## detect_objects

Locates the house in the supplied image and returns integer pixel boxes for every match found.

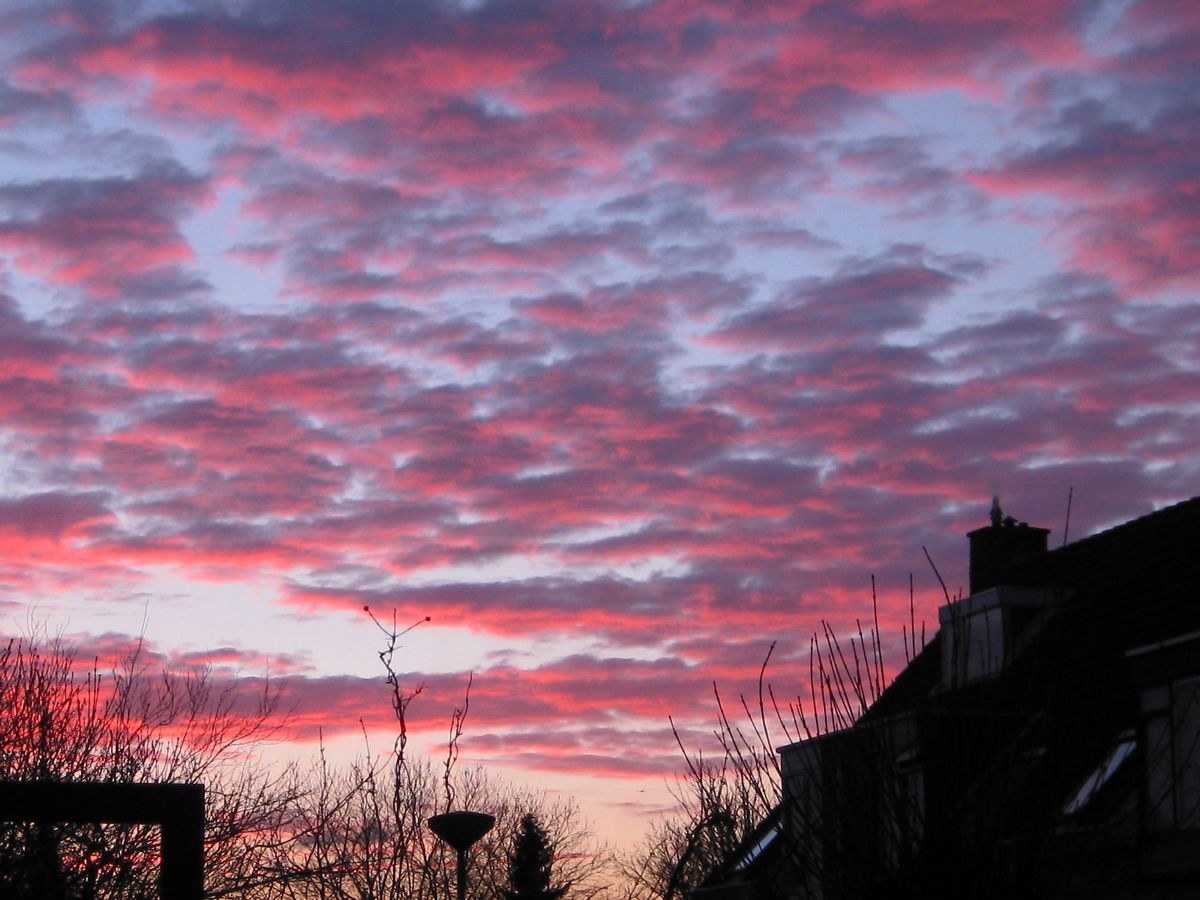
[692,496,1200,899]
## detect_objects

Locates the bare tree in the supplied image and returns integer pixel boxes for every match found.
[620,577,924,900]
[0,635,305,899]
[265,610,612,900]
[0,614,613,900]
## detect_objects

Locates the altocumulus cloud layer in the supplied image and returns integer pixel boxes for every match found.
[0,0,1198,832]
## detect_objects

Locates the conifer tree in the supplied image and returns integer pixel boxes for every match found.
[503,814,568,900]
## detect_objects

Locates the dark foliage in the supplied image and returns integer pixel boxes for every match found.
[503,814,568,900]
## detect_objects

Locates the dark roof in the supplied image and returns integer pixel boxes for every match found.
[853,497,1200,844]
[1013,495,1200,650]
[860,631,940,722]
[865,495,1200,723]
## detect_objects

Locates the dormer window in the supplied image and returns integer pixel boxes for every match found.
[939,586,1052,686]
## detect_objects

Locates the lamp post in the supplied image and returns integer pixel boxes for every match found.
[428,810,495,900]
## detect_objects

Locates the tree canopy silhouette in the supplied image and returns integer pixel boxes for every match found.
[0,625,612,900]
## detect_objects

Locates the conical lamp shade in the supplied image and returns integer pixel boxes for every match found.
[428,811,495,852]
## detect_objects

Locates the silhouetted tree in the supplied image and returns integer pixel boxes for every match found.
[620,578,927,900]
[503,814,568,900]
[0,635,303,899]
[0,620,613,899]
[268,612,611,900]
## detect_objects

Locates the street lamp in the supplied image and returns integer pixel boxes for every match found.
[428,810,495,900]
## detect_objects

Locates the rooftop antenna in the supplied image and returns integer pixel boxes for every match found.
[1062,486,1074,547]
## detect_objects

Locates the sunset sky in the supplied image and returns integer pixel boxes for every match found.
[0,0,1197,849]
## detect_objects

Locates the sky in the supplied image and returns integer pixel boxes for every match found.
[0,0,1198,851]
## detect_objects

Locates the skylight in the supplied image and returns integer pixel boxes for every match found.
[733,822,782,871]
[1062,733,1136,816]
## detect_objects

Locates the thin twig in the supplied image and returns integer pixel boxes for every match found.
[923,545,951,605]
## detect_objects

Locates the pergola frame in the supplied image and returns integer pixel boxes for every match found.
[0,780,204,899]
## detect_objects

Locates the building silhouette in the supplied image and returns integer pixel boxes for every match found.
[693,497,1200,899]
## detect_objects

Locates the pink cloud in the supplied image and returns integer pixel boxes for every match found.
[0,166,208,300]
[0,491,112,546]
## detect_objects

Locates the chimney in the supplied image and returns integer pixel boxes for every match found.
[966,497,1050,594]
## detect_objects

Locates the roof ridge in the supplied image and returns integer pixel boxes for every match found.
[1044,495,1200,557]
